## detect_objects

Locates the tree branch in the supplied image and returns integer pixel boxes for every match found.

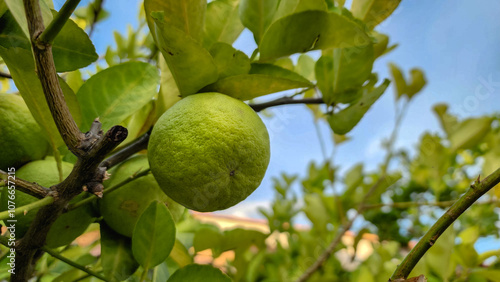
[249,97,324,112]
[99,129,151,169]
[23,0,84,154]
[390,169,500,281]
[0,170,51,199]
[38,0,82,44]
[12,126,127,281]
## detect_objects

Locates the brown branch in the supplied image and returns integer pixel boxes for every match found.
[390,168,500,280]
[0,170,51,199]
[23,0,84,154]
[249,97,324,112]
[99,129,151,169]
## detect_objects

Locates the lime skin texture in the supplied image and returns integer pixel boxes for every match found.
[0,93,49,170]
[148,92,270,212]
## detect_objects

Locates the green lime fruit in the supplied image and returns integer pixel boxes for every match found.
[0,157,74,237]
[148,92,270,212]
[99,155,184,237]
[0,93,50,170]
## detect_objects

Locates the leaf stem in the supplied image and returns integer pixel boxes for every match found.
[0,196,54,221]
[249,96,324,112]
[38,0,82,44]
[390,167,500,280]
[41,246,110,281]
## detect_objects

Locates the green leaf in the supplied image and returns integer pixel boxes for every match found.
[169,240,193,267]
[328,79,390,134]
[193,227,223,255]
[203,0,245,48]
[273,0,327,22]
[144,0,206,42]
[458,226,480,245]
[77,61,159,132]
[406,68,426,98]
[239,0,279,44]
[449,117,493,152]
[372,31,389,58]
[132,201,176,269]
[153,14,218,96]
[46,201,95,248]
[0,45,81,148]
[426,226,455,281]
[472,269,500,282]
[260,10,370,60]
[221,228,267,251]
[388,63,407,100]
[168,264,231,282]
[155,54,181,119]
[389,63,426,100]
[433,103,459,137]
[50,10,98,72]
[101,224,139,282]
[351,0,401,29]
[303,194,329,233]
[274,57,294,71]
[2,2,97,72]
[202,63,312,100]
[295,54,316,81]
[330,44,374,103]
[209,42,251,79]
[315,55,334,104]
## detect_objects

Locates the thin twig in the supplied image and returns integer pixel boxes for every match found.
[41,246,109,281]
[38,0,82,44]
[389,168,500,280]
[0,170,51,199]
[99,130,151,169]
[249,97,324,112]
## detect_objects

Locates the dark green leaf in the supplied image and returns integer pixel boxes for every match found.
[153,14,218,96]
[77,61,159,132]
[351,0,401,29]
[260,10,370,60]
[203,0,245,48]
[132,201,176,269]
[101,224,139,281]
[168,264,231,282]
[50,10,98,72]
[46,201,95,248]
[193,227,223,254]
[239,0,279,44]
[209,42,251,79]
[328,79,390,134]
[144,0,206,42]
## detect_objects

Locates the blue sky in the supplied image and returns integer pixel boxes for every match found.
[51,0,500,219]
